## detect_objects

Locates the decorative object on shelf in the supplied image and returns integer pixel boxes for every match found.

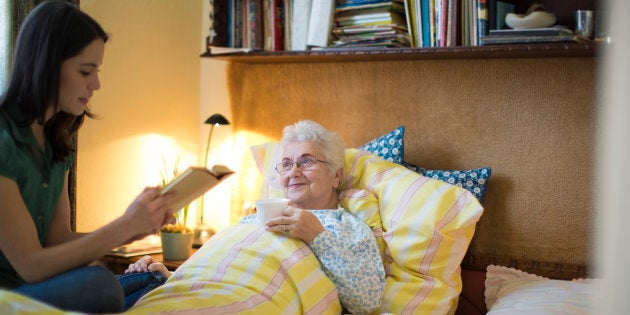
[159,156,194,260]
[193,113,230,247]
[574,10,594,39]
[505,2,556,29]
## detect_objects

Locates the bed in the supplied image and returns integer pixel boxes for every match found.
[0,57,595,314]
[0,127,594,314]
[0,142,485,314]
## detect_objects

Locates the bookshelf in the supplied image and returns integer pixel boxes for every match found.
[202,0,599,63]
[201,42,597,63]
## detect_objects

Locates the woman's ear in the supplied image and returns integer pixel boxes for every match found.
[333,168,343,189]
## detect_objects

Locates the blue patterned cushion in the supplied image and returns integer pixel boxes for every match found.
[358,125,491,201]
[402,161,491,202]
[359,126,404,164]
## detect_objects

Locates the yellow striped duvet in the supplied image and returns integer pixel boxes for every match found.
[0,225,340,315]
[129,224,341,315]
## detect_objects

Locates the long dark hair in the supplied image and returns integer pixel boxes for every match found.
[0,0,108,163]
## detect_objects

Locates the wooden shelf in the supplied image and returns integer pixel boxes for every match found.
[201,42,599,64]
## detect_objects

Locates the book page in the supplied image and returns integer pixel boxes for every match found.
[160,166,234,211]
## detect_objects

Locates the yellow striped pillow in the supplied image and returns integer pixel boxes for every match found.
[341,149,484,315]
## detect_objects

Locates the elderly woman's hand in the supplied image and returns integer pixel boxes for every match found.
[124,255,172,278]
[266,206,325,243]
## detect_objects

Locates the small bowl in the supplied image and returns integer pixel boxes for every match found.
[505,11,556,29]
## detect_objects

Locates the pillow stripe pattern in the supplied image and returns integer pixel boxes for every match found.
[131,224,342,314]
[341,149,484,315]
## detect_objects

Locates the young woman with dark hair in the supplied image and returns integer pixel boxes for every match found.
[0,1,175,312]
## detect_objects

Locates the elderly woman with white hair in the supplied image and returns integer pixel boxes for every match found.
[253,120,386,314]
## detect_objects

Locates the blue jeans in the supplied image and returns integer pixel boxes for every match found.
[13,265,124,313]
[115,271,168,311]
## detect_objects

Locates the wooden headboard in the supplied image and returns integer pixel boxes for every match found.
[226,56,595,279]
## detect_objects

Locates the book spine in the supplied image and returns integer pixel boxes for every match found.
[247,0,263,50]
[446,0,457,47]
[255,0,264,49]
[471,0,478,46]
[439,0,447,47]
[273,0,285,51]
[234,0,242,48]
[413,0,424,47]
[306,0,335,47]
[429,0,435,47]
[283,0,291,50]
[263,0,272,51]
[461,0,468,46]
[434,0,441,46]
[421,0,430,47]
[477,0,488,46]
[403,0,416,47]
[227,0,234,47]
[290,0,311,50]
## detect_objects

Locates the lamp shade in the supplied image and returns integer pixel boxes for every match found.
[204,114,230,126]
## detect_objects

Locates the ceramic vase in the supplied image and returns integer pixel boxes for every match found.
[160,232,193,261]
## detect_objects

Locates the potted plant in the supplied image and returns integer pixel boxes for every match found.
[159,157,194,261]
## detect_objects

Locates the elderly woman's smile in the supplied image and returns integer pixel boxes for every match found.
[280,142,340,210]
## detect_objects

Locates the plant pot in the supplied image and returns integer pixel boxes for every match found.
[160,232,193,261]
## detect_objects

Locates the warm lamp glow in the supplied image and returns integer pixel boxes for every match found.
[227,130,278,224]
[194,113,230,247]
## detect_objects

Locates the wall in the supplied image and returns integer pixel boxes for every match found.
[77,1,204,231]
[227,56,596,267]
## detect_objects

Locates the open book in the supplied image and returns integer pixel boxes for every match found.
[160,165,234,211]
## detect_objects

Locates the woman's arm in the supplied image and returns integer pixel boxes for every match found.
[0,173,174,283]
[307,210,386,315]
[46,172,85,245]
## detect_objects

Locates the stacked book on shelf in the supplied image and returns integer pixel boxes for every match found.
[479,26,589,45]
[330,0,410,48]
[405,0,458,48]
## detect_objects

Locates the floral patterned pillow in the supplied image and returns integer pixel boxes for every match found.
[358,126,404,164]
[402,162,492,202]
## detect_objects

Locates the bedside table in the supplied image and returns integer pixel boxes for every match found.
[100,249,197,274]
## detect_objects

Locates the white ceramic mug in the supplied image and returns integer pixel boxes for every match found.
[255,198,290,225]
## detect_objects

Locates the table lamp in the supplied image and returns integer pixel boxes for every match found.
[193,113,230,247]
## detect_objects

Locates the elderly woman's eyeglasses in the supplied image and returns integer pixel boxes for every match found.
[275,157,329,174]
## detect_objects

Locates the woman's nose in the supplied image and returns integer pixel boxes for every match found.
[89,73,101,91]
[288,163,302,176]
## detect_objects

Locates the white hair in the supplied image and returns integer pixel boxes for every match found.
[280,120,345,175]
